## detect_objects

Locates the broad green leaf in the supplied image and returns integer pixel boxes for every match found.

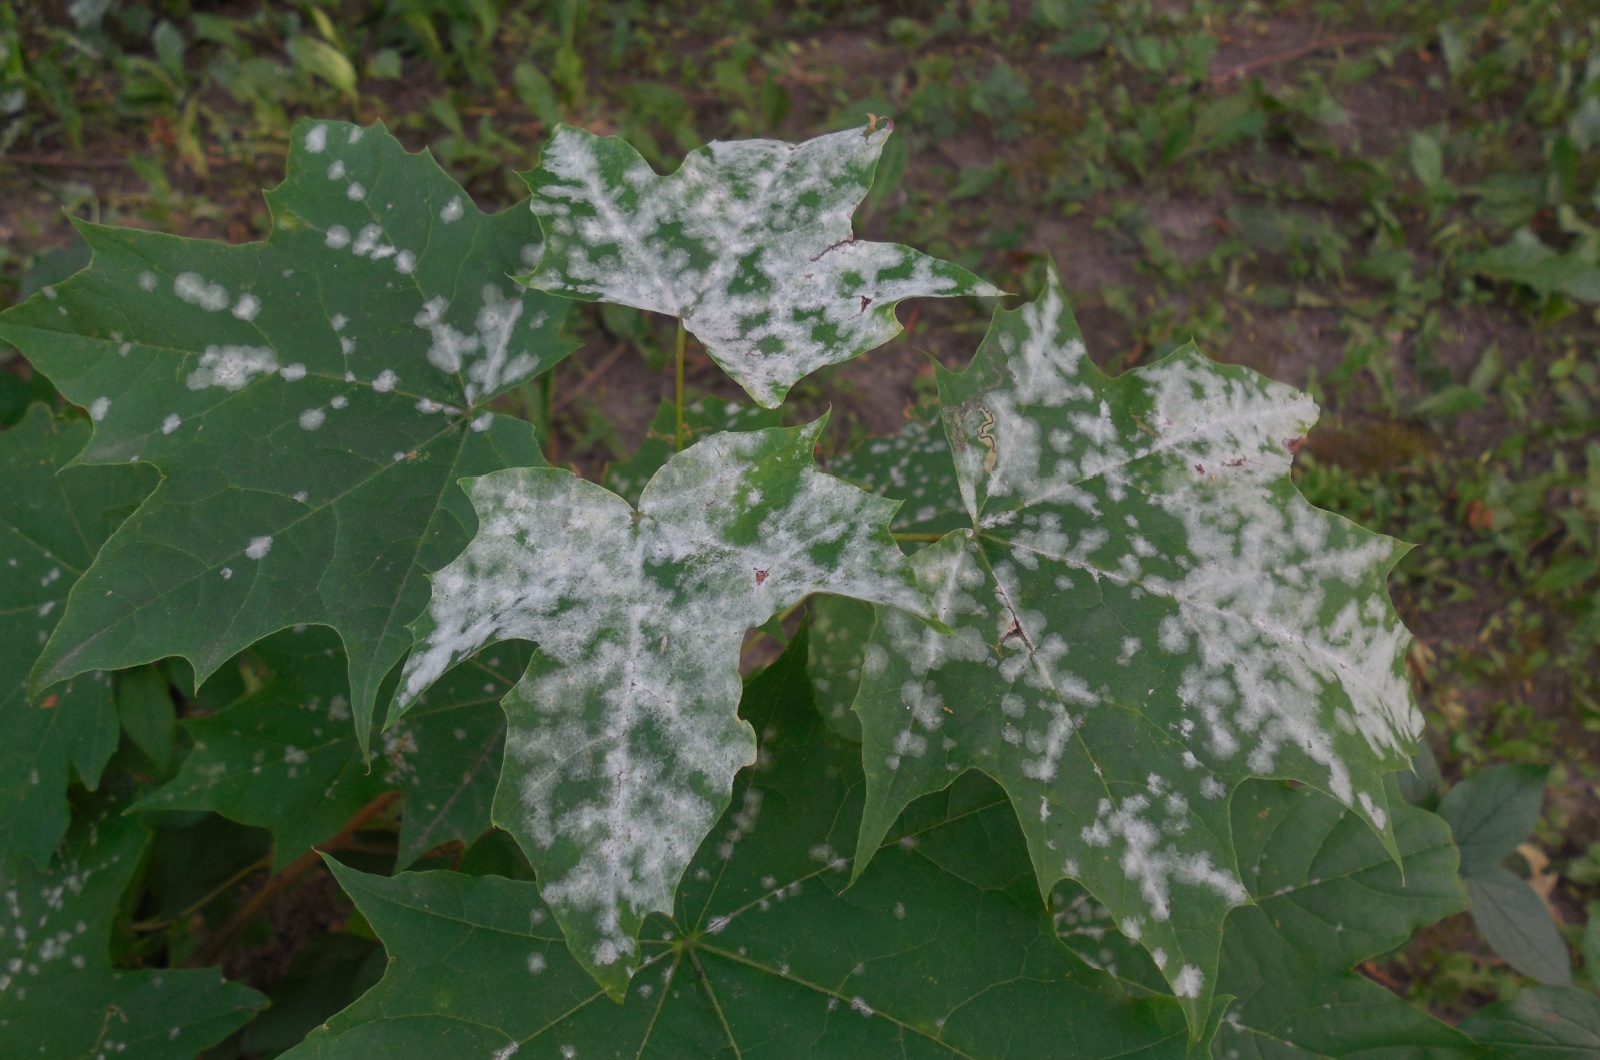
[826,402,967,540]
[0,804,265,1053]
[394,418,932,997]
[1462,230,1600,304]
[117,665,177,770]
[1462,985,1600,1057]
[1437,763,1550,877]
[806,593,876,741]
[604,394,780,505]
[134,625,528,869]
[288,630,1193,1058]
[851,267,1422,1036]
[1055,781,1473,1059]
[1467,866,1574,986]
[1212,781,1474,1058]
[0,406,154,871]
[518,122,1002,408]
[0,118,573,753]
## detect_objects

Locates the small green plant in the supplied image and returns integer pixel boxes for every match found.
[2,117,1598,1057]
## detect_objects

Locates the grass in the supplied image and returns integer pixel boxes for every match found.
[4,0,1600,1024]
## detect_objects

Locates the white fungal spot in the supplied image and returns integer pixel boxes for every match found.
[173,272,230,312]
[526,952,546,974]
[232,293,261,321]
[245,536,273,560]
[1172,964,1204,998]
[395,249,417,274]
[325,225,351,250]
[88,397,110,421]
[440,195,464,223]
[298,409,326,431]
[347,181,366,201]
[280,363,307,381]
[305,123,328,153]
[161,413,182,434]
[138,271,158,292]
[327,160,346,180]
[186,345,278,391]
[372,370,397,393]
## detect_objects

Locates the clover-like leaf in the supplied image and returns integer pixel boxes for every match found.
[0,803,265,1054]
[850,266,1422,1036]
[288,631,1193,1058]
[519,122,1001,407]
[134,625,529,869]
[0,119,573,753]
[393,418,931,996]
[0,405,155,872]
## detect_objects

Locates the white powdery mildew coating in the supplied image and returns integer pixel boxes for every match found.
[528,125,1000,407]
[245,535,273,560]
[0,841,117,1000]
[1079,794,1246,922]
[410,286,541,402]
[173,272,230,312]
[185,345,279,392]
[965,269,1418,818]
[305,123,328,153]
[398,424,924,971]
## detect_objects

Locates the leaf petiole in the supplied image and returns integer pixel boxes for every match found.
[674,320,688,450]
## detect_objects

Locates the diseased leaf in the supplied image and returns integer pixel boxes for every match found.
[0,804,265,1054]
[1462,985,1600,1057]
[827,402,967,541]
[1437,763,1550,877]
[1467,866,1574,986]
[1213,781,1474,1058]
[0,406,155,871]
[394,418,932,997]
[1056,781,1474,1059]
[288,631,1193,1058]
[519,122,1001,407]
[806,593,876,741]
[850,266,1422,1036]
[134,625,527,869]
[603,394,780,506]
[0,118,573,752]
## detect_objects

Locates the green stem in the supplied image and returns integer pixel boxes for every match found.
[674,321,687,450]
[892,532,943,542]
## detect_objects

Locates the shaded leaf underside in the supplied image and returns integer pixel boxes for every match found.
[0,118,572,752]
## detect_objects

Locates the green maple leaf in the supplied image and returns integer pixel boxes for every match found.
[1055,781,1474,1058]
[392,418,931,997]
[287,630,1194,1058]
[1211,781,1474,1059]
[0,406,155,871]
[518,122,1001,408]
[850,267,1422,1037]
[133,625,529,869]
[1463,986,1600,1058]
[0,119,573,753]
[0,804,265,1054]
